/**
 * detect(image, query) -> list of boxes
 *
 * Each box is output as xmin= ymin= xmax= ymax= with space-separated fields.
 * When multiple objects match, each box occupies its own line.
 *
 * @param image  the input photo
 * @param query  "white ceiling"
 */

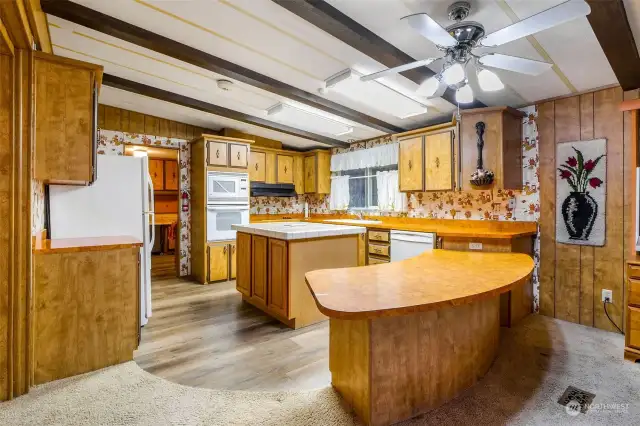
xmin=46 ymin=0 xmax=624 ymax=147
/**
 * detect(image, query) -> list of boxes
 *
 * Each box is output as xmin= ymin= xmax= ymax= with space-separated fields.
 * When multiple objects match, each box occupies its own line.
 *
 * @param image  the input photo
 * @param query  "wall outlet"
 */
xmin=508 ymin=197 xmax=516 ymax=210
xmin=602 ymin=289 xmax=613 ymax=303
xmin=469 ymin=242 xmax=483 ymax=250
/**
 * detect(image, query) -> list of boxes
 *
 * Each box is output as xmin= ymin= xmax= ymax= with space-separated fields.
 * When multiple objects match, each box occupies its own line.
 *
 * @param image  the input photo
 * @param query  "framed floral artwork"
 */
xmin=556 ymin=139 xmax=606 ymax=246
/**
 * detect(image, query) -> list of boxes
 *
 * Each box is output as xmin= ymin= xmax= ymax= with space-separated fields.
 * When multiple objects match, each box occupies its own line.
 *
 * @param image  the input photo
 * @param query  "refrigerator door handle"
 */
xmin=148 ymin=173 xmax=156 ymax=248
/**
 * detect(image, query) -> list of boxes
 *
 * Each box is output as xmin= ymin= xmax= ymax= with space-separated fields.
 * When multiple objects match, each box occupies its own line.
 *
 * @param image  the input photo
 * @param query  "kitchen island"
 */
xmin=306 ymin=249 xmax=534 ymax=426
xmin=232 ymin=222 xmax=366 ymax=328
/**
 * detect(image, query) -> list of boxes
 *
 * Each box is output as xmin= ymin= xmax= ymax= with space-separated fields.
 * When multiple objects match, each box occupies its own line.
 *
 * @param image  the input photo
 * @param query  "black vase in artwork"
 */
xmin=561 ymin=191 xmax=598 ymax=240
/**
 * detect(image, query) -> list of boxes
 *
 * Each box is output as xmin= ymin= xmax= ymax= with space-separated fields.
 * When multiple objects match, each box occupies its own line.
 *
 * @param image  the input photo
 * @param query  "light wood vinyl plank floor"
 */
xmin=134 ymin=277 xmax=331 ymax=391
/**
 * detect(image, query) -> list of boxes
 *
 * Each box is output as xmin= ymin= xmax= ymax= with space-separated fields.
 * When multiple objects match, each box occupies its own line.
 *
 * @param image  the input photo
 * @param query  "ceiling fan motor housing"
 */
xmin=447 ymin=1 xmax=471 ymax=21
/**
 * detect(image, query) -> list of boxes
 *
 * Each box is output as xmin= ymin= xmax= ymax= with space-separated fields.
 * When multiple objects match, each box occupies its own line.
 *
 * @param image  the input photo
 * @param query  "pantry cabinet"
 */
xmin=459 ymin=106 xmax=524 ymax=191
xmin=398 ymin=125 xmax=456 ymax=192
xmin=34 ymin=52 xmax=103 ymax=185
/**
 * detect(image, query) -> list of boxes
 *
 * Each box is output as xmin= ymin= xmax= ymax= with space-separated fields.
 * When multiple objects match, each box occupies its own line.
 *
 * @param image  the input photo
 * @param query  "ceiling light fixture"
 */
xmin=442 ymin=63 xmax=465 ymax=85
xmin=267 ymin=103 xmax=353 ymax=137
xmin=324 ymin=69 xmax=428 ymax=120
xmin=477 ymin=68 xmax=504 ymax=91
xmin=455 ymin=84 xmax=474 ymax=104
xmin=417 ymin=75 xmax=440 ymax=97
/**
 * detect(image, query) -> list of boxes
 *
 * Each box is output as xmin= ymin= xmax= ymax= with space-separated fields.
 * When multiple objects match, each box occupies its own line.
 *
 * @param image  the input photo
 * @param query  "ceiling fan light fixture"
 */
xmin=455 ymin=84 xmax=474 ymax=104
xmin=442 ymin=63 xmax=465 ymax=85
xmin=417 ymin=76 xmax=440 ymax=97
xmin=477 ymin=69 xmax=504 ymax=91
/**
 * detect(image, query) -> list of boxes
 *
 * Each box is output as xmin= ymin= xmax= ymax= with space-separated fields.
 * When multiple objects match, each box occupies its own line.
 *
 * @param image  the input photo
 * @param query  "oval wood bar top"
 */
xmin=33 ymin=236 xmax=143 ymax=254
xmin=306 ymin=249 xmax=534 ymax=320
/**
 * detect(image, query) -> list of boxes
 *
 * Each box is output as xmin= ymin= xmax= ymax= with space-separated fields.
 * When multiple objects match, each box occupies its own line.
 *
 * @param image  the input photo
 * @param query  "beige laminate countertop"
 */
xmin=305 ymin=249 xmax=534 ymax=320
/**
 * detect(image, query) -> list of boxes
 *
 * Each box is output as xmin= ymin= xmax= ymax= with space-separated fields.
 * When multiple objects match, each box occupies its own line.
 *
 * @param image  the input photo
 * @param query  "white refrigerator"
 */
xmin=49 ymin=155 xmax=155 ymax=326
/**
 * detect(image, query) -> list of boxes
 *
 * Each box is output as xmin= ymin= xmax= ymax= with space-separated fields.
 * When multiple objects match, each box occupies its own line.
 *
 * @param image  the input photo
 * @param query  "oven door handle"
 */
xmin=207 ymin=205 xmax=250 ymax=211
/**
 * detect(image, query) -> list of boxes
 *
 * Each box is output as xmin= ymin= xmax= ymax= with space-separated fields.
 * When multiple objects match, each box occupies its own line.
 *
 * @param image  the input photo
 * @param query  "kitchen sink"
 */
xmin=325 ymin=219 xmax=382 ymax=225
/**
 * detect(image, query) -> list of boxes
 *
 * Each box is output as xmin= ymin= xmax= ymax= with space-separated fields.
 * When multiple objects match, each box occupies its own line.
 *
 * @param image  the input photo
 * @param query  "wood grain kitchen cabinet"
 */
xmin=236 ymin=233 xmax=252 ymax=297
xmin=628 ymin=307 xmax=640 ymax=349
xmin=250 ymin=151 xmax=266 ymax=182
xmin=149 ymin=159 xmax=165 ymax=190
xmin=293 ymin=155 xmax=304 ymax=195
xmin=207 ymin=141 xmax=228 ymax=167
xmin=276 ymin=154 xmax=294 ymax=184
xmin=460 ymin=106 xmax=524 ymax=191
xmin=399 ymin=128 xmax=455 ymax=192
xmin=207 ymin=243 xmax=229 ymax=283
xmin=268 ymin=239 xmax=289 ymax=318
xmin=424 ymin=131 xmax=454 ymax=191
xmin=34 ymin=52 xmax=102 ymax=184
xmin=399 ymin=136 xmax=423 ymax=191
xmin=304 ymin=150 xmax=331 ymax=194
xmin=229 ymin=143 xmax=249 ymax=168
xmin=229 ymin=242 xmax=237 ymax=280
xmin=252 ymin=235 xmax=268 ymax=306
xmin=265 ymin=152 xmax=277 ymax=184
xmin=164 ymin=160 xmax=179 ymax=191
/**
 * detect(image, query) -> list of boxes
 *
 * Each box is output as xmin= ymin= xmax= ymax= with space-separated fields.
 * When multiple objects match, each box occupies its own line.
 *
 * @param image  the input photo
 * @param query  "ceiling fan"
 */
xmin=361 ymin=0 xmax=591 ymax=104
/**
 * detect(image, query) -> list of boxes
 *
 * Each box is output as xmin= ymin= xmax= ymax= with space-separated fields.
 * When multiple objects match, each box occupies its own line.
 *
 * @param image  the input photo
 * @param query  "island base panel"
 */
xmin=330 ymin=296 xmax=500 ymax=426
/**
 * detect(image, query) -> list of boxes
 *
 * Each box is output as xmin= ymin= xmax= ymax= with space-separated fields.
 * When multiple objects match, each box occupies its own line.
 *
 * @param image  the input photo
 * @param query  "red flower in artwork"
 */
xmin=589 ymin=177 xmax=603 ymax=188
xmin=566 ymin=156 xmax=578 ymax=167
xmin=584 ymin=159 xmax=595 ymax=171
xmin=559 ymin=170 xmax=572 ymax=179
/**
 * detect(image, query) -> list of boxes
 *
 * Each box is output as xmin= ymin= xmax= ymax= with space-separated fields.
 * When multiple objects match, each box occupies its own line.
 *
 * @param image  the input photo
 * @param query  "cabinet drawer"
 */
xmin=629 ymin=264 xmax=640 ymax=279
xmin=369 ymin=243 xmax=390 ymax=257
xmin=368 ymin=230 xmax=390 ymax=243
xmin=629 ymin=278 xmax=640 ymax=307
xmin=368 ymin=256 xmax=389 ymax=265
xmin=629 ymin=307 xmax=640 ymax=349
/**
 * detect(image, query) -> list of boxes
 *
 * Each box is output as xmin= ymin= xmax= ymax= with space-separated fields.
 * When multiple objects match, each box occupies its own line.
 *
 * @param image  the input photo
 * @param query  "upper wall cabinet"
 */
xmin=460 ymin=107 xmax=524 ymax=191
xmin=398 ymin=125 xmax=456 ymax=192
xmin=204 ymin=135 xmax=252 ymax=170
xmin=34 ymin=53 xmax=103 ymax=185
xmin=304 ymin=150 xmax=331 ymax=194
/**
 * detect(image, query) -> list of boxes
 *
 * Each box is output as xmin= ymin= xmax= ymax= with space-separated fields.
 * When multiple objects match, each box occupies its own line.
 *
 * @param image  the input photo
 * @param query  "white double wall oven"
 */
xmin=207 ymin=171 xmax=250 ymax=241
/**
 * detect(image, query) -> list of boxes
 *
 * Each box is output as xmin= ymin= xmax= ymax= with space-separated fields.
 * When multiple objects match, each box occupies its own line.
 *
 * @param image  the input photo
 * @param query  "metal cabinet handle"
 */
xmin=435 ymin=157 xmax=440 ymax=168
xmin=223 ymin=246 xmax=227 ymax=254
xmin=408 ymin=160 xmax=412 ymax=171
xmin=284 ymin=166 xmax=288 ymax=173
xmin=255 ymin=163 xmax=258 ymax=171
xmin=216 ymin=149 xmax=220 ymax=158
xmin=232 ymin=245 xmax=236 ymax=254
xmin=237 ymin=151 xmax=240 ymax=160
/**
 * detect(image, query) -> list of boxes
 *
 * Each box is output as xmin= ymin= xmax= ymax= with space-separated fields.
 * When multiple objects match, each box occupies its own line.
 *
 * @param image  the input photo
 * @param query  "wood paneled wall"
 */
xmin=97 ymin=104 xmax=215 ymax=139
xmin=538 ymin=87 xmax=637 ymax=332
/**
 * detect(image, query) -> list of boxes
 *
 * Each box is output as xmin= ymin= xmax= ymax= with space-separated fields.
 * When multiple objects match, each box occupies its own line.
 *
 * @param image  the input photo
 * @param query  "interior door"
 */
xmin=148 ymin=159 xmax=164 ymax=190
xmin=424 ymin=131 xmax=454 ymax=191
xmin=276 ymin=155 xmax=294 ymax=184
xmin=399 ymin=136 xmax=424 ymax=192
xmin=229 ymin=143 xmax=248 ymax=168
xmin=163 ymin=160 xmax=179 ymax=191
xmin=249 ymin=151 xmax=266 ymax=182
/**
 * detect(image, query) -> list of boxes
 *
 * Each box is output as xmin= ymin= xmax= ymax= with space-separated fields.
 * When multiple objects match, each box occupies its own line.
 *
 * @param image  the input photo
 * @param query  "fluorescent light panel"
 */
xmin=267 ymin=103 xmax=353 ymax=136
xmin=326 ymin=69 xmax=427 ymax=120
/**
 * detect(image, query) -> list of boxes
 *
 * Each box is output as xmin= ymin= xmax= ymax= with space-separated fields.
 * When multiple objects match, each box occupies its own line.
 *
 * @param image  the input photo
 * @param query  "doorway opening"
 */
xmin=125 ymin=144 xmax=180 ymax=279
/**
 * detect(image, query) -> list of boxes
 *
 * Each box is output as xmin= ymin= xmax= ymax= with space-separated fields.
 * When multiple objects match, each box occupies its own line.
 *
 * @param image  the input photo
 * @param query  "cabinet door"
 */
xmin=399 ymin=136 xmax=424 ymax=191
xmin=252 ymin=235 xmax=268 ymax=306
xmin=424 ymin=131 xmax=454 ymax=191
xmin=357 ymin=233 xmax=366 ymax=266
xmin=268 ymin=239 xmax=289 ymax=318
xmin=229 ymin=143 xmax=249 ymax=168
xmin=276 ymin=155 xmax=294 ymax=184
xmin=149 ymin=159 xmax=165 ymax=190
xmin=164 ymin=160 xmax=179 ymax=191
xmin=316 ymin=152 xmax=331 ymax=194
xmin=236 ymin=233 xmax=252 ymax=297
xmin=265 ymin=152 xmax=277 ymax=184
xmin=293 ymin=156 xmax=304 ymax=195
xmin=229 ymin=242 xmax=237 ymax=280
xmin=207 ymin=141 xmax=228 ymax=166
xmin=629 ymin=307 xmax=640 ymax=349
xmin=250 ymin=151 xmax=266 ymax=182
xmin=304 ymin=155 xmax=317 ymax=193
xmin=208 ymin=244 xmax=229 ymax=282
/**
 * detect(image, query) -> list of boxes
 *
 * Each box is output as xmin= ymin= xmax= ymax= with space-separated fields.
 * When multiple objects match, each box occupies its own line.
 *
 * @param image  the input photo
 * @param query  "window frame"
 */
xmin=333 ymin=164 xmax=398 ymax=211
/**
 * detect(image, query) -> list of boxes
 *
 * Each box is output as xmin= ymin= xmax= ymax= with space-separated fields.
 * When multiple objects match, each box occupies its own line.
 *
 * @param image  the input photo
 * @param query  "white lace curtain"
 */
xmin=376 ymin=171 xmax=407 ymax=212
xmin=329 ymin=175 xmax=350 ymax=211
xmin=330 ymin=143 xmax=398 ymax=172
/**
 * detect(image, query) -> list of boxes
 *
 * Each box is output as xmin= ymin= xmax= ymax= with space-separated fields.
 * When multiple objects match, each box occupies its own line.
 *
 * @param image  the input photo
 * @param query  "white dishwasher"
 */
xmin=390 ymin=230 xmax=435 ymax=262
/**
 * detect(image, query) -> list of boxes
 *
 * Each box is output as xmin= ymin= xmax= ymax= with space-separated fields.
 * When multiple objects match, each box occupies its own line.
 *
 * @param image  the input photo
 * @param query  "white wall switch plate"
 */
xmin=469 ymin=242 xmax=483 ymax=250
xmin=602 ymin=289 xmax=613 ymax=303
xmin=508 ymin=197 xmax=516 ymax=210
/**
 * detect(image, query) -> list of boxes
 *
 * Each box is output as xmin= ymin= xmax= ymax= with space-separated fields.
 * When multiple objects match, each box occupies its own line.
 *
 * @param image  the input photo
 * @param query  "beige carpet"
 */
xmin=0 ymin=315 xmax=638 ymax=425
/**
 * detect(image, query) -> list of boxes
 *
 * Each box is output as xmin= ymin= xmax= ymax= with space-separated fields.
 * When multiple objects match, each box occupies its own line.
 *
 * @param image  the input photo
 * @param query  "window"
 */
xmin=335 ymin=165 xmax=398 ymax=210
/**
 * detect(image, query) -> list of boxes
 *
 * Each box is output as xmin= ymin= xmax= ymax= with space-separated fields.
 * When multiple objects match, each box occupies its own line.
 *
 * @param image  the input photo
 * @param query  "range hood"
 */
xmin=250 ymin=182 xmax=297 ymax=197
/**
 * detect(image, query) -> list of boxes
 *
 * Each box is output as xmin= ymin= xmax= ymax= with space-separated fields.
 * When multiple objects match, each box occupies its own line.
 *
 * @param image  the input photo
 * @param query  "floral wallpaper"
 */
xmin=250 ymin=194 xmax=331 ymax=215
xmin=98 ymin=130 xmax=191 ymax=277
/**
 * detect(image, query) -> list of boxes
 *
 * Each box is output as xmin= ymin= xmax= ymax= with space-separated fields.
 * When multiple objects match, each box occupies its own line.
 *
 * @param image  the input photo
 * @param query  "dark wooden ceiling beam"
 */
xmin=102 ymin=74 xmax=349 ymax=148
xmin=272 ymin=0 xmax=485 ymax=109
xmin=41 ymin=0 xmax=402 ymax=134
xmin=586 ymin=0 xmax=640 ymax=91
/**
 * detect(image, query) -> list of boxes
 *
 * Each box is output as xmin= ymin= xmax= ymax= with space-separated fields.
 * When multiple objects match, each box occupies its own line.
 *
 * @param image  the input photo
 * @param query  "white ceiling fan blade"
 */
xmin=360 ymin=58 xmax=438 ymax=82
xmin=402 ymin=13 xmax=458 ymax=47
xmin=481 ymin=0 xmax=591 ymax=47
xmin=478 ymin=54 xmax=553 ymax=76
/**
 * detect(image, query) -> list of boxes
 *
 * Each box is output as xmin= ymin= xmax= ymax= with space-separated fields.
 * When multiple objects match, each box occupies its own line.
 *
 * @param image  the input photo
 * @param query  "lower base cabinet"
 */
xmin=207 ymin=243 xmax=229 ymax=282
xmin=236 ymin=233 xmax=252 ymax=296
xmin=252 ymin=235 xmax=268 ymax=306
xmin=268 ymin=238 xmax=289 ymax=317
